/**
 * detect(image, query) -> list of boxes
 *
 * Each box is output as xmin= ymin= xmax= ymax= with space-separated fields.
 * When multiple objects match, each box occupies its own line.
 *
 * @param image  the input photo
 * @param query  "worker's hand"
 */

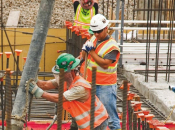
xmin=27 ymin=80 xmax=44 ymax=98
xmin=82 ymin=44 xmax=87 ymax=52
xmin=85 ymin=41 xmax=94 ymax=52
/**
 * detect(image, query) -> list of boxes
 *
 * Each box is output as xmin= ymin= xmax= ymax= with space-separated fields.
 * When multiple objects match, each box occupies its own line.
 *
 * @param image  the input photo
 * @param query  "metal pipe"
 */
xmin=11 ymin=0 xmax=55 ymax=129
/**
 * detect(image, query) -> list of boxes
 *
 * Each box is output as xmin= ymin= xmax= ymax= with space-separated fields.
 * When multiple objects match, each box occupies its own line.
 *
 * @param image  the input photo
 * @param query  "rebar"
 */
xmin=5 ymin=69 xmax=12 ymax=130
xmin=122 ymin=80 xmax=128 ymax=130
xmin=57 ymin=68 xmax=64 ymax=130
xmin=128 ymin=101 xmax=132 ymax=130
xmin=133 ymin=113 xmax=137 ymax=130
xmin=90 ymin=66 xmax=97 ymax=130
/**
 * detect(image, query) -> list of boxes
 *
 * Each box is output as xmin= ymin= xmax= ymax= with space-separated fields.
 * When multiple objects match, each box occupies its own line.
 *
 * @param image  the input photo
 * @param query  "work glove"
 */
xmin=169 ymin=85 xmax=175 ymax=93
xmin=82 ymin=43 xmax=87 ymax=52
xmin=82 ymin=41 xmax=94 ymax=53
xmin=26 ymin=80 xmax=44 ymax=98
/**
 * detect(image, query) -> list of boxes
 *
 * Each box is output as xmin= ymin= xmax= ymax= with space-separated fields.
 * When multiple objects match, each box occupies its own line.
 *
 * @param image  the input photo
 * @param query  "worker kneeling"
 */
xmin=26 ymin=53 xmax=108 ymax=130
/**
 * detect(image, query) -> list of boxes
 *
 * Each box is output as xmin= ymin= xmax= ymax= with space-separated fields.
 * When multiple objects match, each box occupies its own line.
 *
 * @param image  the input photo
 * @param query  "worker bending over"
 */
xmin=73 ymin=0 xmax=98 ymax=29
xmin=27 ymin=53 xmax=108 ymax=130
xmin=82 ymin=14 xmax=121 ymax=130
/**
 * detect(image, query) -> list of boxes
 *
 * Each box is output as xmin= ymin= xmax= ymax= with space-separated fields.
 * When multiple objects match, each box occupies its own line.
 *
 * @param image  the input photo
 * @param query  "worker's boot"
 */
xmin=69 ymin=117 xmax=78 ymax=130
xmin=69 ymin=126 xmax=78 ymax=130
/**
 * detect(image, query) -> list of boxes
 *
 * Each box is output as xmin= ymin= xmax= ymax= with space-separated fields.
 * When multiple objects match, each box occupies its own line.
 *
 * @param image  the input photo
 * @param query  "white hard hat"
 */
xmin=90 ymin=14 xmax=109 ymax=31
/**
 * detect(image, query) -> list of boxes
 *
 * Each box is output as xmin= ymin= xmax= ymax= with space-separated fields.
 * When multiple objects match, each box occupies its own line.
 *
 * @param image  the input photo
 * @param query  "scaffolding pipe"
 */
xmin=11 ymin=0 xmax=55 ymax=129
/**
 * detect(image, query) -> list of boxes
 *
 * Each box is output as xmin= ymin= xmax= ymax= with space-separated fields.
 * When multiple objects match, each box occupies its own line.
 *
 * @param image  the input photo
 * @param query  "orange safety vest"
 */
xmin=63 ymin=76 xmax=108 ymax=130
xmin=86 ymin=36 xmax=120 ymax=85
xmin=74 ymin=4 xmax=95 ymax=29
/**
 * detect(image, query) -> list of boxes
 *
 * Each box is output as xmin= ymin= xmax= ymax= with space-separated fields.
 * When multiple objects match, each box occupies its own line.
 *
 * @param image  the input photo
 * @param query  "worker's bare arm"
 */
xmin=42 ymin=92 xmax=68 ymax=103
xmin=37 ymin=80 xmax=56 ymax=90
xmin=94 ymin=0 xmax=98 ymax=3
xmin=89 ymin=50 xmax=113 ymax=69
xmin=81 ymin=50 xmax=87 ymax=60
xmin=72 ymin=0 xmax=79 ymax=2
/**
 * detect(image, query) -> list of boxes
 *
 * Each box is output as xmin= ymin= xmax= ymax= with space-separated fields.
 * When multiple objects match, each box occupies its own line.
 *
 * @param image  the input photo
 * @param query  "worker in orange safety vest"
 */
xmin=72 ymin=0 xmax=98 ymax=30
xmin=26 ymin=53 xmax=108 ymax=130
xmin=82 ymin=14 xmax=121 ymax=130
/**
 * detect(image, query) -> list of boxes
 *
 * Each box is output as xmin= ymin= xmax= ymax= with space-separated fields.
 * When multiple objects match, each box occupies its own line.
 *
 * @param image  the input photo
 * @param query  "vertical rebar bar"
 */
xmin=142 ymin=120 xmax=145 ymax=130
xmin=90 ymin=66 xmax=96 ymax=130
xmin=119 ymin=0 xmax=125 ymax=68
xmin=15 ymin=55 xmax=19 ymax=95
xmin=128 ymin=100 xmax=132 ymax=130
xmin=1 ymin=0 xmax=4 ymax=71
xmin=0 ymin=76 xmax=4 ymax=130
xmin=166 ymin=0 xmax=174 ymax=82
xmin=66 ymin=27 xmax=69 ymax=53
xmin=138 ymin=118 xmax=141 ymax=130
xmin=115 ymin=0 xmax=120 ymax=42
xmin=103 ymin=0 xmax=104 ymax=15
xmin=5 ymin=69 xmax=12 ymax=130
xmin=145 ymin=0 xmax=151 ymax=82
xmin=57 ymin=68 xmax=64 ymax=130
xmin=122 ymin=80 xmax=128 ymax=130
xmin=133 ymin=113 xmax=137 ymax=130
xmin=155 ymin=0 xmax=163 ymax=82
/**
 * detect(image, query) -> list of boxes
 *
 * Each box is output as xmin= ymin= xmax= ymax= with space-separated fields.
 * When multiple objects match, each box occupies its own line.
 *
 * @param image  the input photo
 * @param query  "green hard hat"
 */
xmin=88 ymin=28 xmax=94 ymax=35
xmin=52 ymin=53 xmax=80 ymax=73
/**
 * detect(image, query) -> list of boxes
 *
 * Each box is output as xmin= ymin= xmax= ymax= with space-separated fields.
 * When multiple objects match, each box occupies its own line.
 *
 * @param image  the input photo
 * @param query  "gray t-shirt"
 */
xmin=96 ymin=35 xmax=118 ymax=62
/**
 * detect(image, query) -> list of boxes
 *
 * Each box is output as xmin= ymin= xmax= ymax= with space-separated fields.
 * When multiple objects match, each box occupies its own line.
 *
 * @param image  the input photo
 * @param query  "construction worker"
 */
xmin=26 ymin=53 xmax=109 ymax=130
xmin=82 ymin=14 xmax=121 ymax=130
xmin=73 ymin=0 xmax=98 ymax=29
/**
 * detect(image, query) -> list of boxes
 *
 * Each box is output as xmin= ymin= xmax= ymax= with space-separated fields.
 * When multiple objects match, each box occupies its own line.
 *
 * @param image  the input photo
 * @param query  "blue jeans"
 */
xmin=95 ymin=119 xmax=108 ymax=130
xmin=96 ymin=84 xmax=121 ymax=130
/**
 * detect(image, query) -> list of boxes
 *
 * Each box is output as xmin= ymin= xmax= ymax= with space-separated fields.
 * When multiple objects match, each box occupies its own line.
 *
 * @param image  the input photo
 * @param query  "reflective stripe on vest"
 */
xmin=63 ymin=76 xmax=108 ymax=130
xmin=74 ymin=4 xmax=95 ymax=29
xmin=78 ymin=103 xmax=107 ymax=129
xmin=86 ymin=37 xmax=120 ymax=85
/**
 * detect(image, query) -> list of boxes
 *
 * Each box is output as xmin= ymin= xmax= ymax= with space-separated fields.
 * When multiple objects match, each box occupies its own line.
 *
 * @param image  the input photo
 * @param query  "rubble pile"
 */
xmin=0 ymin=0 xmax=135 ymax=28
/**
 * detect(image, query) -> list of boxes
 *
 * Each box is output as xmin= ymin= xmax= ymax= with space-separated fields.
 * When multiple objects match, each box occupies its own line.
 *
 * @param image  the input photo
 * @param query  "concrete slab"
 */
xmin=122 ymin=64 xmax=175 ymax=120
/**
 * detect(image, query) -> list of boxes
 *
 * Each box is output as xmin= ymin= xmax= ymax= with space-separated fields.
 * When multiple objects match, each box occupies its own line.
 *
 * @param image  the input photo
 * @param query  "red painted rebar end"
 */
xmin=15 ymin=49 xmax=22 ymax=56
xmin=0 ymin=52 xmax=3 ymax=58
xmin=23 ymin=57 xmax=27 ymax=62
xmin=143 ymin=110 xmax=150 ymax=115
xmin=5 ymin=52 xmax=12 ymax=58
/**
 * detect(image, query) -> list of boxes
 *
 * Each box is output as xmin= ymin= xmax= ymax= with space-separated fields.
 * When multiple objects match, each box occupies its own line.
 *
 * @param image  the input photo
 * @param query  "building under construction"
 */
xmin=0 ymin=0 xmax=175 ymax=129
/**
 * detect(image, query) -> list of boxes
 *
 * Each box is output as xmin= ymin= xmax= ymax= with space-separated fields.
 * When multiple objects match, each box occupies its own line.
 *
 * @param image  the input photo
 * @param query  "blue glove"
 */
xmin=82 ymin=43 xmax=87 ymax=52
xmin=26 ymin=80 xmax=44 ymax=98
xmin=169 ymin=85 xmax=175 ymax=93
xmin=85 ymin=41 xmax=94 ymax=52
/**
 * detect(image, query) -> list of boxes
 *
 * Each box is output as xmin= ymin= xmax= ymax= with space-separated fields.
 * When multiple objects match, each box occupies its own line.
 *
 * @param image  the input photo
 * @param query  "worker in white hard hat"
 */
xmin=72 ymin=0 xmax=98 ymax=30
xmin=82 ymin=14 xmax=121 ymax=130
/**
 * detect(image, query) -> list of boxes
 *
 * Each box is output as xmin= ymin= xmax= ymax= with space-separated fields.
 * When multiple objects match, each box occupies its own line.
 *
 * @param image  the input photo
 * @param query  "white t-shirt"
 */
xmin=51 ymin=79 xmax=89 ymax=102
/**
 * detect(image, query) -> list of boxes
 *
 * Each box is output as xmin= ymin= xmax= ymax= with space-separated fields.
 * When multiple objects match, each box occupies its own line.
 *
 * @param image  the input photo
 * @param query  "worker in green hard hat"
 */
xmin=26 ymin=53 xmax=108 ymax=130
